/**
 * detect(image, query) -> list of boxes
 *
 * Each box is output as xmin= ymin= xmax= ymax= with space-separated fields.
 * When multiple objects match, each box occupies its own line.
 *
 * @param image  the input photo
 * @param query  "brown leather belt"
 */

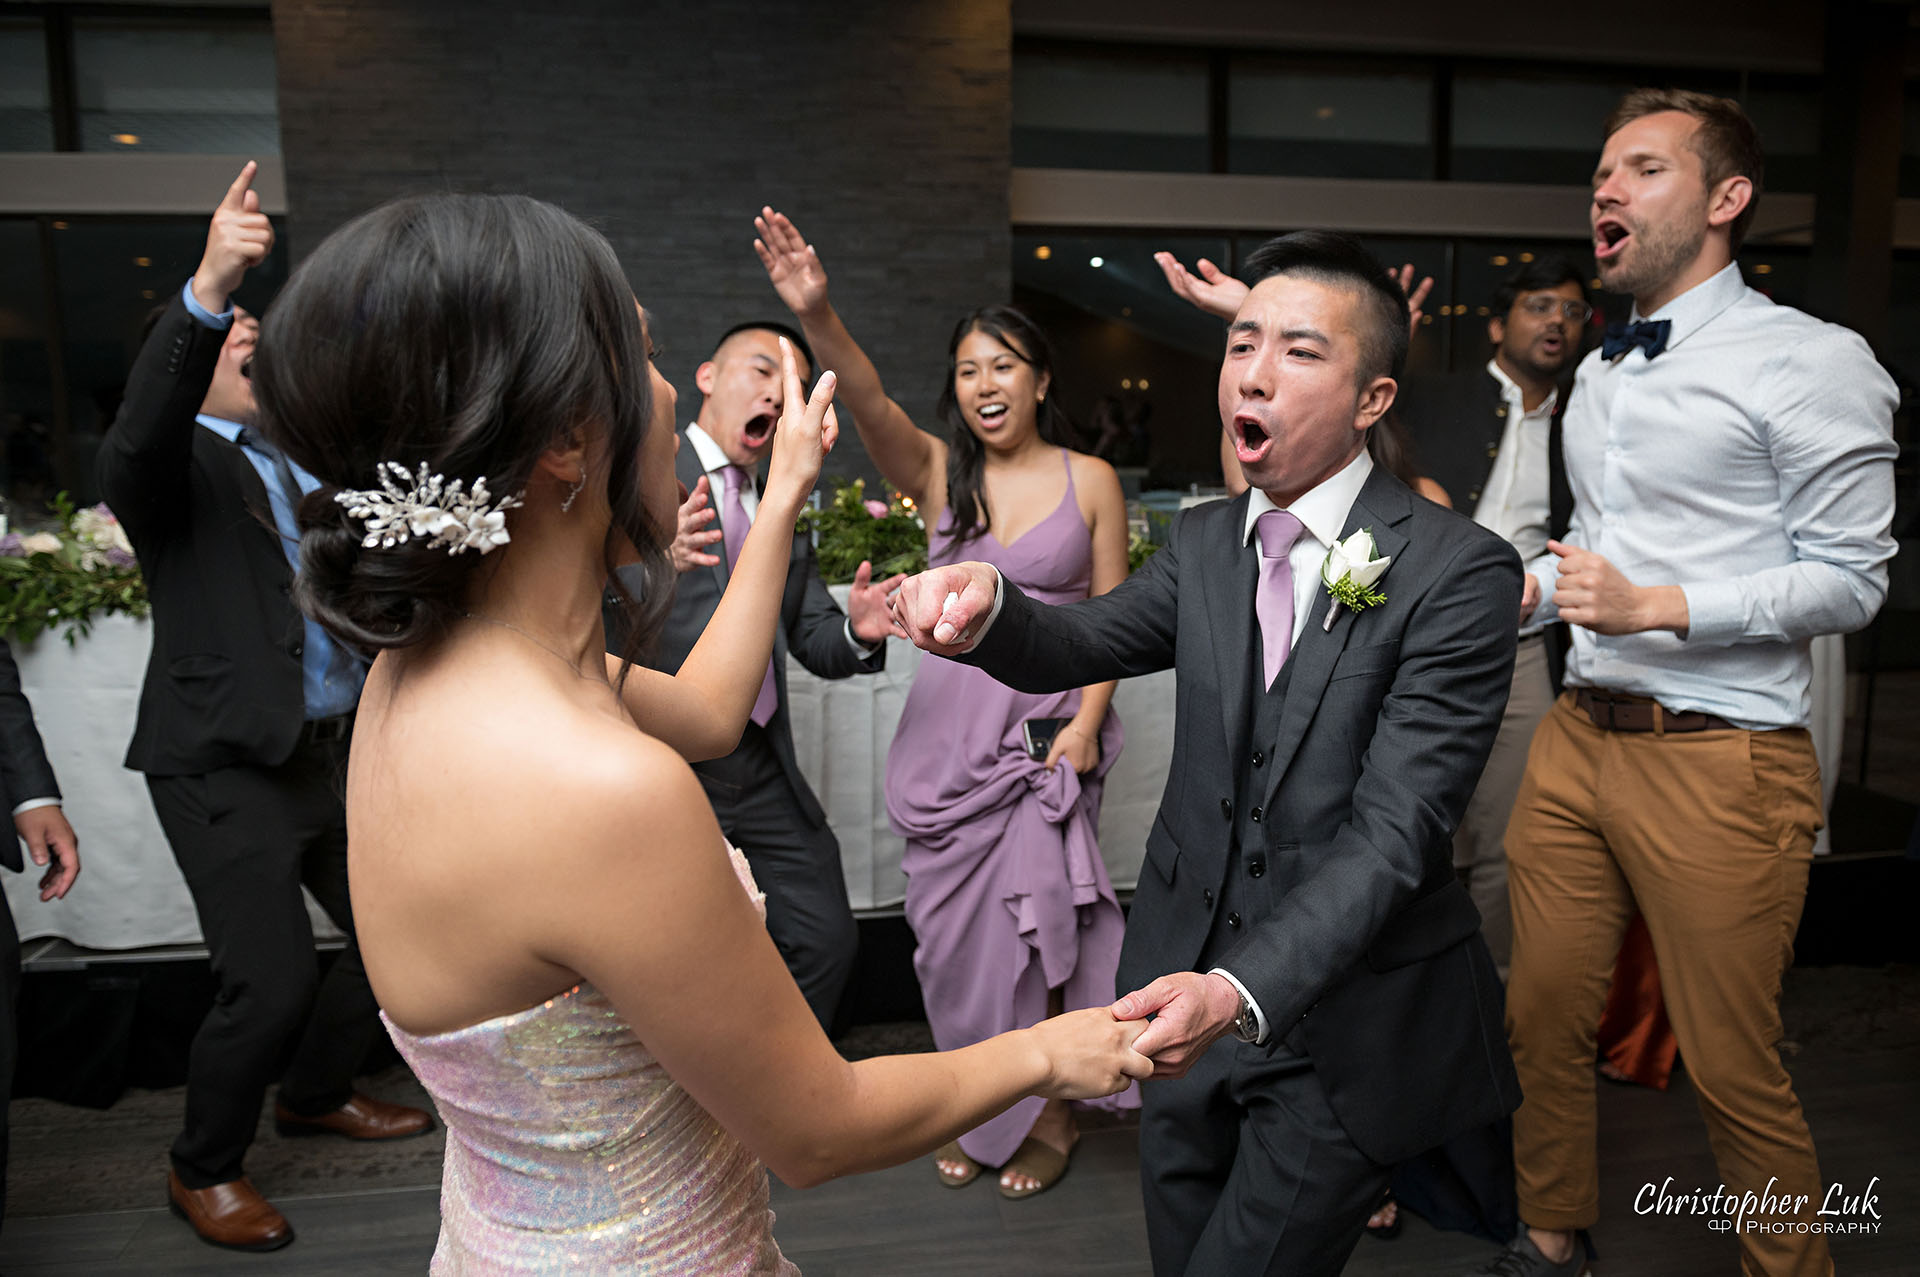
xmin=1573 ymin=688 xmax=1737 ymax=734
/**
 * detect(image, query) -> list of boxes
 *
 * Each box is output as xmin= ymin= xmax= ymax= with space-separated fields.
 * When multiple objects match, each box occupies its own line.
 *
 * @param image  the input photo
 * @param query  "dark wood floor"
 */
xmin=3 ymin=965 xmax=1915 ymax=1274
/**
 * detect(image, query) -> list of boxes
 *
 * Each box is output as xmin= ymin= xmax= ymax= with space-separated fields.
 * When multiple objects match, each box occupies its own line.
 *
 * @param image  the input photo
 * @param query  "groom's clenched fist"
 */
xmin=889 ymin=562 xmax=1000 ymax=657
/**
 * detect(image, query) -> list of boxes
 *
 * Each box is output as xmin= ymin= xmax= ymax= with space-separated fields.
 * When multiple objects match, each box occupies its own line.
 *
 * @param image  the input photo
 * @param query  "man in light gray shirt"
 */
xmin=1480 ymin=90 xmax=1898 ymax=1277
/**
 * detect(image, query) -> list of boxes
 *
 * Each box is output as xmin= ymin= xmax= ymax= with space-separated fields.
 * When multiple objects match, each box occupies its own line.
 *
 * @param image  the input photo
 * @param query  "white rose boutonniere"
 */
xmin=1321 ymin=529 xmax=1393 ymax=630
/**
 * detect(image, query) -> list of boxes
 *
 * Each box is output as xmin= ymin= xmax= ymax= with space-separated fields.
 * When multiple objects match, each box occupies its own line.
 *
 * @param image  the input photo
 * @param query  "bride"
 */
xmin=249 ymin=193 xmax=1150 ymax=1272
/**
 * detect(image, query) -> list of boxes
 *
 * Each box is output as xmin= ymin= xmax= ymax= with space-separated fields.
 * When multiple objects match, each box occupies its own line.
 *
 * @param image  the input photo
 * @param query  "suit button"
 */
xmin=291 ymin=643 xmax=303 ymax=658
xmin=1202 ymin=888 xmax=1214 ymax=909
xmin=1250 ymin=806 xmax=1262 ymax=823
xmin=1248 ymin=856 xmax=1266 ymax=878
xmin=1486 ymin=443 xmax=1500 ymax=458
xmin=1467 ymin=489 xmax=1481 ymax=503
xmin=1252 ymin=750 xmax=1264 ymax=768
xmin=1220 ymin=798 xmax=1233 ymax=820
xmin=1496 ymin=404 xmax=1509 ymax=417
xmin=1227 ymin=912 xmax=1242 ymax=929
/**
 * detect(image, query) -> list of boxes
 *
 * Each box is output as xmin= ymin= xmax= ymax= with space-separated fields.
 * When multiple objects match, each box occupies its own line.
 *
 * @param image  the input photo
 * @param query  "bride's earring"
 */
xmin=561 ymin=474 xmax=585 ymax=513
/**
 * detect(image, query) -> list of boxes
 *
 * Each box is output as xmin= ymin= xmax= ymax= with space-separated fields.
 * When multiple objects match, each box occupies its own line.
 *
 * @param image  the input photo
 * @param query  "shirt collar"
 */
xmin=1242 ymin=448 xmax=1374 ymax=550
xmin=684 ymin=422 xmax=731 ymax=475
xmin=1632 ymin=261 xmax=1747 ymax=353
xmin=196 ymin=413 xmax=247 ymax=444
xmin=1485 ymin=358 xmax=1557 ymax=419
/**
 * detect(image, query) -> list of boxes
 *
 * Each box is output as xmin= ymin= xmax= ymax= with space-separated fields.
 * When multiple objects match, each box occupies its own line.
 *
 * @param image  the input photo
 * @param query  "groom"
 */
xmin=894 ymin=232 xmax=1522 ymax=1274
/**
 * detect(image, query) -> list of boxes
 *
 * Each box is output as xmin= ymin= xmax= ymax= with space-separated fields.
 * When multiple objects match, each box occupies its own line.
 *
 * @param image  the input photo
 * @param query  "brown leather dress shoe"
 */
xmin=273 ymin=1091 xmax=435 ymax=1141
xmin=167 ymin=1171 xmax=294 ymax=1251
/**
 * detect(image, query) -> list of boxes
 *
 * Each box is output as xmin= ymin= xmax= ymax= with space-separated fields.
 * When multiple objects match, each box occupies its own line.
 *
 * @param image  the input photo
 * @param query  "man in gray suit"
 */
xmin=610 ymin=321 xmax=898 ymax=1030
xmin=0 ymin=638 xmax=80 ymax=1232
xmin=894 ymin=233 xmax=1522 ymax=1275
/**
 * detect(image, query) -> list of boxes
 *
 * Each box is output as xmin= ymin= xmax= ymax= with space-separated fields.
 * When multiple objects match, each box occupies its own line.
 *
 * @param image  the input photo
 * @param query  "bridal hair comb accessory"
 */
xmin=336 ymin=461 xmax=524 ymax=555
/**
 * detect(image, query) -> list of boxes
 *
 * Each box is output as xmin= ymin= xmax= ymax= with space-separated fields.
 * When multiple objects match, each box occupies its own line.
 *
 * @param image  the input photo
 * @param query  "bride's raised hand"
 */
xmin=761 ymin=335 xmax=838 ymax=517
xmin=1022 ymin=1008 xmax=1153 ymax=1101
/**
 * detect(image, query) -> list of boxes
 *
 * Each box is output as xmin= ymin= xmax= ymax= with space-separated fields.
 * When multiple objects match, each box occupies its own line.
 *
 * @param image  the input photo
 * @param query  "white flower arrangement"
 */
xmin=336 ymin=462 xmax=524 ymax=556
xmin=1321 ymin=528 xmax=1393 ymax=630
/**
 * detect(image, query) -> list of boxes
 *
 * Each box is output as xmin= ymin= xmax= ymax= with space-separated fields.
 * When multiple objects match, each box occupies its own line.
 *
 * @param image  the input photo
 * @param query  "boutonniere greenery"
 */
xmin=1321 ymin=529 xmax=1392 ymax=631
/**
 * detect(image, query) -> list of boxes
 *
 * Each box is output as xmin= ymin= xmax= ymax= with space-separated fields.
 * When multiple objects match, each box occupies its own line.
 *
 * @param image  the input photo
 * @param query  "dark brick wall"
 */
xmin=269 ymin=0 xmax=1011 ymax=481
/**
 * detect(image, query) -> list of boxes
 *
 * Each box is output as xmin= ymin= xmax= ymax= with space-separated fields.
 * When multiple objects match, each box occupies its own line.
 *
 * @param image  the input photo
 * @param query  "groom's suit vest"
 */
xmin=1202 ymin=631 xmax=1296 ymax=976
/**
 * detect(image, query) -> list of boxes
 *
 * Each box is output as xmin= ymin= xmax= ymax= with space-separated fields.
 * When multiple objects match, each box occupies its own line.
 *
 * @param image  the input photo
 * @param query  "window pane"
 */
xmin=73 ymin=18 xmax=279 ymax=155
xmin=1012 ymin=231 xmax=1230 ymax=489
xmin=0 ymin=19 xmax=54 ymax=152
xmin=1228 ymin=62 xmax=1431 ymax=180
xmin=1013 ymin=48 xmax=1209 ymax=173
xmin=1451 ymin=72 xmax=1641 ymax=185
xmin=1 ymin=220 xmax=55 ymax=516
xmin=1742 ymin=82 xmax=1820 ymax=195
xmin=50 ymin=218 xmax=289 ymax=508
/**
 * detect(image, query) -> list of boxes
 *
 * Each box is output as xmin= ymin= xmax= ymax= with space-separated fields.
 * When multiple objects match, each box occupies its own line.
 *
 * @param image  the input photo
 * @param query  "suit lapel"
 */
xmin=1202 ymin=493 xmax=1258 ymax=766
xmin=676 ymin=433 xmax=729 ymax=599
xmin=1262 ymin=468 xmax=1413 ymax=802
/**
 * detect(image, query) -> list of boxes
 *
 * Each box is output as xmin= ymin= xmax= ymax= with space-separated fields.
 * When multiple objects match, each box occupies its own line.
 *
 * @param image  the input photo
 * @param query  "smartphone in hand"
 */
xmin=1021 ymin=717 xmax=1072 ymax=762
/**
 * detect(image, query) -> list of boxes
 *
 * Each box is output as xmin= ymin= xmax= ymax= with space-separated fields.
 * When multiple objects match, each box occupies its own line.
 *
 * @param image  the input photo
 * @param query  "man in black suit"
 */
xmin=1395 ymin=257 xmax=1587 ymax=976
xmin=95 ymin=164 xmax=429 ymax=1253
xmin=610 ymin=321 xmax=898 ymax=1030
xmin=0 ymin=638 xmax=80 ymax=1233
xmin=895 ymin=232 xmax=1522 ymax=1275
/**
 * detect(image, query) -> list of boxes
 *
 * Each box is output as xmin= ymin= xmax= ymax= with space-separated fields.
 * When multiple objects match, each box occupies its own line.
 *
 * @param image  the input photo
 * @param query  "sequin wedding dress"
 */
xmin=383 ymin=844 xmax=798 ymax=1274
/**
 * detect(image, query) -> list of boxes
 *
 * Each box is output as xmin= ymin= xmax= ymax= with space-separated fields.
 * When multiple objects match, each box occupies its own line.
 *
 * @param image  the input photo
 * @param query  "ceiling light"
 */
xmin=1753 ymin=263 xmax=1773 ymax=274
xmin=1315 ymin=106 xmax=1336 ymax=120
xmin=1034 ymin=245 xmax=1052 ymax=260
xmin=1121 ymin=378 xmax=1132 ymax=389
xmin=1519 ymin=252 xmax=1535 ymax=262
xmin=1090 ymin=256 xmax=1104 ymax=268
xmin=1138 ymin=378 xmax=1150 ymax=390
xmin=134 ymin=256 xmax=150 ymax=267
xmin=1491 ymin=255 xmax=1509 ymax=266
xmin=111 ymin=133 xmax=139 ymax=146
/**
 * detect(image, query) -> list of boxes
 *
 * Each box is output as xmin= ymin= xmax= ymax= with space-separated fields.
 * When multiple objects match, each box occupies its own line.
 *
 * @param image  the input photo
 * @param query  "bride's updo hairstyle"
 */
xmin=250 ymin=193 xmax=672 ymax=664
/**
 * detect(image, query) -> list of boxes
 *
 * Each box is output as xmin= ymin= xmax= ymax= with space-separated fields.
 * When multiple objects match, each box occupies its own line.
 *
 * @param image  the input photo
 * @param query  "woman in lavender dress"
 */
xmin=758 ymin=210 xmax=1135 ymax=1198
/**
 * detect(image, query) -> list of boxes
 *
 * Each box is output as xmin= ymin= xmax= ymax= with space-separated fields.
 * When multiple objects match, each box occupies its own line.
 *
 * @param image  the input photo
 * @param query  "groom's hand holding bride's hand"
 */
xmin=759 ymin=336 xmax=838 ymax=518
xmin=1112 ymin=972 xmax=1245 ymax=1080
xmin=889 ymin=562 xmax=999 ymax=655
xmin=1024 ymin=1009 xmax=1154 ymax=1100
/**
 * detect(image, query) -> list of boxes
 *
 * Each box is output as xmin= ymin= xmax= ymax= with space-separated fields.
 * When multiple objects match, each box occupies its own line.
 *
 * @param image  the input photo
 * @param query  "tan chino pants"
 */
xmin=1505 ymin=692 xmax=1829 ymax=1277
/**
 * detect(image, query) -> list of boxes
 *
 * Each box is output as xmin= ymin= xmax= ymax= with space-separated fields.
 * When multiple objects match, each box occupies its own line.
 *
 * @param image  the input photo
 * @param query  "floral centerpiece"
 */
xmin=796 ymin=478 xmax=927 ymax=585
xmin=0 ymin=496 xmax=149 ymax=645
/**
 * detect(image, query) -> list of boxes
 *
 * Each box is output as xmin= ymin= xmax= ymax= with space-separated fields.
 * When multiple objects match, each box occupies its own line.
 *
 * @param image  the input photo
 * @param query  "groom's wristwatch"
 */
xmin=1229 ymin=988 xmax=1260 ymax=1044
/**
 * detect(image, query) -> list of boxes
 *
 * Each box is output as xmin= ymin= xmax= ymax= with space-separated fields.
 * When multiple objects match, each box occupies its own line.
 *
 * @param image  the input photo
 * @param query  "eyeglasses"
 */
xmin=1518 ymin=295 xmax=1593 ymax=324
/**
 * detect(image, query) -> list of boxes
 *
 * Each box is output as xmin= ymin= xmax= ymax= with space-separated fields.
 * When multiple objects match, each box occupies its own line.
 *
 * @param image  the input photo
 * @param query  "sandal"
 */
xmin=933 ymin=1141 xmax=981 ymax=1188
xmin=997 ymin=1136 xmax=1071 ymax=1200
xmin=1365 ymin=1191 xmax=1402 ymax=1240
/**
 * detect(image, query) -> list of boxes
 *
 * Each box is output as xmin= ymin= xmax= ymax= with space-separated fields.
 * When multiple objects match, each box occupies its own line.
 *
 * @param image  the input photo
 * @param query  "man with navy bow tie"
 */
xmin=97 ymin=164 xmax=430 ymax=1254
xmin=1477 ymin=91 xmax=1899 ymax=1277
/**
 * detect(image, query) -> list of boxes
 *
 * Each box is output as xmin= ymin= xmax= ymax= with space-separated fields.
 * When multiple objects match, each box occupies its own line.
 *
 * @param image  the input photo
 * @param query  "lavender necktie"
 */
xmin=1255 ymin=509 xmax=1306 ymax=691
xmin=720 ymin=464 xmax=779 ymax=728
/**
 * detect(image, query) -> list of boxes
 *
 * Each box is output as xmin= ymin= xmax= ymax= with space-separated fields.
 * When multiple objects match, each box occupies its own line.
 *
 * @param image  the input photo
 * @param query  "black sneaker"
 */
xmin=1468 ymin=1233 xmax=1590 ymax=1276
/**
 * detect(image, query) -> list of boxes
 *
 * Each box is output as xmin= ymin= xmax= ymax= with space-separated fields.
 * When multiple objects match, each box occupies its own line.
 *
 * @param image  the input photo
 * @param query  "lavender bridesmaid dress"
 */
xmin=885 ymin=450 xmax=1137 ymax=1167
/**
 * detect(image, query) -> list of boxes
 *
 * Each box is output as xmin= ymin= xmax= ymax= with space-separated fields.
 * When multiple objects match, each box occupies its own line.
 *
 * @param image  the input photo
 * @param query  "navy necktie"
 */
xmin=236 ymin=427 xmax=304 ymax=553
xmin=1601 ymin=319 xmax=1671 ymax=362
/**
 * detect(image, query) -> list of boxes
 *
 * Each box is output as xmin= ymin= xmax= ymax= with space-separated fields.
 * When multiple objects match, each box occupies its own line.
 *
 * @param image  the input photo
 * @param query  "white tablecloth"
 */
xmin=5 ymin=612 xmax=1170 ymax=948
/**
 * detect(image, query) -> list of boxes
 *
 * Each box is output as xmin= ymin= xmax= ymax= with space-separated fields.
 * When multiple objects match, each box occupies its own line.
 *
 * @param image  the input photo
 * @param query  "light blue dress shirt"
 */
xmin=1528 ymin=263 xmax=1898 ymax=730
xmin=182 ymin=281 xmax=366 ymax=719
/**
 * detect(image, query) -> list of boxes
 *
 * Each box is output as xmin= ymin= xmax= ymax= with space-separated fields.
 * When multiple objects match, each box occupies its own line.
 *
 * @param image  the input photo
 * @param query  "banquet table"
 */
xmin=4 ymin=611 xmax=1171 ymax=950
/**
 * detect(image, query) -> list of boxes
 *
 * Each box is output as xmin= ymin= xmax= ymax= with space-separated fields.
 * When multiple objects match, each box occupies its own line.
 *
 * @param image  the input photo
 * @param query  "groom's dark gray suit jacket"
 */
xmin=964 ymin=465 xmax=1523 ymax=1164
